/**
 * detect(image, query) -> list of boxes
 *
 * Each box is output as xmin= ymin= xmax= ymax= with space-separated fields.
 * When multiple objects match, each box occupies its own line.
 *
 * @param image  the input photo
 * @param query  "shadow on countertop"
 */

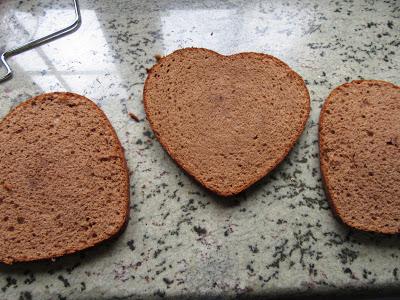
xmin=274 ymin=295 xmax=400 ymax=300
xmin=182 ymin=293 xmax=400 ymax=300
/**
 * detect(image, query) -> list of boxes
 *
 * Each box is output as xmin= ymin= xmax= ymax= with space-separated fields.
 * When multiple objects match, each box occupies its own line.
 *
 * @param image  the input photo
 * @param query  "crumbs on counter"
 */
xmin=128 ymin=112 xmax=140 ymax=122
xmin=154 ymin=54 xmax=162 ymax=62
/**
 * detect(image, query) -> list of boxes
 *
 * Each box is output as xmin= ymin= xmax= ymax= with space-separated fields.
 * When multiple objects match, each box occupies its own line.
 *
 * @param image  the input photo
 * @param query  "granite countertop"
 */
xmin=0 ymin=0 xmax=399 ymax=299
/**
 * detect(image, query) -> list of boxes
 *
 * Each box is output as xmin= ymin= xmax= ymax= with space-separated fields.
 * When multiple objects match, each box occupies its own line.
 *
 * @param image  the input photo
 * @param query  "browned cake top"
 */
xmin=144 ymin=48 xmax=310 ymax=196
xmin=0 ymin=92 xmax=129 ymax=264
xmin=319 ymin=80 xmax=400 ymax=234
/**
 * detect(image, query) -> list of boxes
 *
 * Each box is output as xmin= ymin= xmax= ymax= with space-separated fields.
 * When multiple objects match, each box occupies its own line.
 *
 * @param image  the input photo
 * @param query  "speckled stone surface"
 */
xmin=0 ymin=0 xmax=399 ymax=299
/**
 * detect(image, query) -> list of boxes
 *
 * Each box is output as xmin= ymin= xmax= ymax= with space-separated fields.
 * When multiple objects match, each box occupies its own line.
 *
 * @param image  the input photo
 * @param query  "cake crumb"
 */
xmin=154 ymin=54 xmax=162 ymax=62
xmin=129 ymin=112 xmax=140 ymax=122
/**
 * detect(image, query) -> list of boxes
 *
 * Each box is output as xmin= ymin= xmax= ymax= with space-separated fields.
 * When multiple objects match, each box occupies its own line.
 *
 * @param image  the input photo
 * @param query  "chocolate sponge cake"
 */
xmin=319 ymin=80 xmax=400 ymax=234
xmin=0 ymin=92 xmax=129 ymax=264
xmin=144 ymin=48 xmax=310 ymax=196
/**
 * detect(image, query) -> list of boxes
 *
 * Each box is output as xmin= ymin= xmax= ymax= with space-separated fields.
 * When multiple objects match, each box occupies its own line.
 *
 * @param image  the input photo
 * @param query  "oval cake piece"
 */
xmin=0 ymin=92 xmax=129 ymax=264
xmin=144 ymin=48 xmax=310 ymax=196
xmin=319 ymin=80 xmax=400 ymax=234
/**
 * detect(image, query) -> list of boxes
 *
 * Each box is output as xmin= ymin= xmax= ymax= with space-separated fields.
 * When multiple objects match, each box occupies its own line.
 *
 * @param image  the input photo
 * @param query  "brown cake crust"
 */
xmin=0 ymin=92 xmax=130 ymax=264
xmin=319 ymin=80 xmax=400 ymax=234
xmin=144 ymin=48 xmax=310 ymax=196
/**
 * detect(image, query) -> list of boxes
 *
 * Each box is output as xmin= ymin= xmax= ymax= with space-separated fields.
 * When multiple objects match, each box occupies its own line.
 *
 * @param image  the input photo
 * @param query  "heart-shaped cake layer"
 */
xmin=0 ymin=92 xmax=129 ymax=264
xmin=319 ymin=80 xmax=400 ymax=234
xmin=144 ymin=48 xmax=310 ymax=196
